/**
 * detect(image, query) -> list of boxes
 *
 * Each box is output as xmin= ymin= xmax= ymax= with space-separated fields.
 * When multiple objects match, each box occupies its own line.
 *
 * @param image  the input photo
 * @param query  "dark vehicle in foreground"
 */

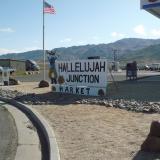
xmin=25 ymin=60 xmax=40 ymax=71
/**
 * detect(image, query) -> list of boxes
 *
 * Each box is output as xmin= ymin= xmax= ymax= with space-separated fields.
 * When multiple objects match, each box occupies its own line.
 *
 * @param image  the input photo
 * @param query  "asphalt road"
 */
xmin=15 ymin=70 xmax=50 ymax=82
xmin=0 ymin=102 xmax=17 ymax=160
xmin=12 ymin=70 xmax=160 ymax=83
xmin=108 ymin=70 xmax=160 ymax=82
xmin=107 ymin=71 xmax=160 ymax=102
xmin=2 ymin=70 xmax=160 ymax=101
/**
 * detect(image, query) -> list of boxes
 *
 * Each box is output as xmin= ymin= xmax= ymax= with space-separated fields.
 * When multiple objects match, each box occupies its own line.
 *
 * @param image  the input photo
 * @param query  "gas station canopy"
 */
xmin=141 ymin=0 xmax=160 ymax=18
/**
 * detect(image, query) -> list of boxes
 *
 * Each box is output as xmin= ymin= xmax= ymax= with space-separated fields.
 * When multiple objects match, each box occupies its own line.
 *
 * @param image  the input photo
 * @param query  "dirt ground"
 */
xmin=5 ymin=82 xmax=160 ymax=160
xmin=2 ymin=82 xmax=50 ymax=94
xmin=35 ymin=104 xmax=160 ymax=160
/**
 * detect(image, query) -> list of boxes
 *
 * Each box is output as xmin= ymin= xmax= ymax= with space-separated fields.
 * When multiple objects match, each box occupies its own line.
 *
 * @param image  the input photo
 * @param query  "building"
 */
xmin=0 ymin=59 xmax=26 ymax=72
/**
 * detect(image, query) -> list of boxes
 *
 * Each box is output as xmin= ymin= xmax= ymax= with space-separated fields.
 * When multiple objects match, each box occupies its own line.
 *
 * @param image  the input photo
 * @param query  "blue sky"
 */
xmin=0 ymin=0 xmax=160 ymax=54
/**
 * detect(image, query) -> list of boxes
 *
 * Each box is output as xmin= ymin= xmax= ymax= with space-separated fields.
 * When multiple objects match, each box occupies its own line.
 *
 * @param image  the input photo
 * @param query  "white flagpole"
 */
xmin=43 ymin=0 xmax=46 ymax=80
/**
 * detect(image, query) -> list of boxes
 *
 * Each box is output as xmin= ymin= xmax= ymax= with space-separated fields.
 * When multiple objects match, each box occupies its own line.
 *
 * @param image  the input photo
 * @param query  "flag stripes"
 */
xmin=44 ymin=1 xmax=55 ymax=14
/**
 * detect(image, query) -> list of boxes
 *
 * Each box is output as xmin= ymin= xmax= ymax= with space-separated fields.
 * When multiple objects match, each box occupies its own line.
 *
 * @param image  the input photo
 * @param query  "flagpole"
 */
xmin=43 ymin=0 xmax=45 ymax=80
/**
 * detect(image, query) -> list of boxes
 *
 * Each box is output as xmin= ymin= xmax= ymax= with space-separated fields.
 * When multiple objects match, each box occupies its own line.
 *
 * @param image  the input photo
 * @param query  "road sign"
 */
xmin=52 ymin=59 xmax=108 ymax=96
xmin=141 ymin=0 xmax=160 ymax=18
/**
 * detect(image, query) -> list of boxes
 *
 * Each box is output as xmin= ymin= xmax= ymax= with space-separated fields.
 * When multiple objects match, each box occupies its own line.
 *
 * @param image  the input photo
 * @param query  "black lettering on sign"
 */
xmin=65 ymin=86 xmax=69 ymax=92
xmin=95 ymin=62 xmax=100 ymax=72
xmin=84 ymin=62 xmax=89 ymax=72
xmin=58 ymin=64 xmax=62 ymax=72
xmin=83 ymin=75 xmax=87 ymax=82
xmin=95 ymin=75 xmax=99 ymax=83
xmin=70 ymin=63 xmax=73 ymax=72
xmin=79 ymin=75 xmax=83 ymax=82
xmin=70 ymin=87 xmax=73 ymax=94
xmin=75 ymin=62 xmax=80 ymax=72
xmin=59 ymin=86 xmax=63 ymax=92
xmin=74 ymin=75 xmax=79 ymax=82
xmin=66 ymin=75 xmax=70 ymax=82
xmin=86 ymin=88 xmax=90 ymax=95
xmin=100 ymin=61 xmax=106 ymax=72
xmin=90 ymin=62 xmax=95 ymax=72
xmin=58 ymin=60 xmax=106 ymax=73
xmin=90 ymin=75 xmax=94 ymax=83
xmin=66 ymin=74 xmax=99 ymax=83
xmin=76 ymin=87 xmax=79 ymax=94
xmin=56 ymin=85 xmax=93 ymax=96
xmin=58 ymin=63 xmax=68 ymax=72
xmin=81 ymin=88 xmax=84 ymax=95
xmin=80 ymin=62 xmax=84 ymax=72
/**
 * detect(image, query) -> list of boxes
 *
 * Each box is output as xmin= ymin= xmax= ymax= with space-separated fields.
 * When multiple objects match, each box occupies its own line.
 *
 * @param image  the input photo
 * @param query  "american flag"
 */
xmin=44 ymin=1 xmax=55 ymax=14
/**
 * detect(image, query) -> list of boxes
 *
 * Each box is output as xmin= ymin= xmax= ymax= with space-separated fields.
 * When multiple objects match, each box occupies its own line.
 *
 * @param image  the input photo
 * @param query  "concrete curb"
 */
xmin=0 ymin=97 xmax=60 ymax=160
xmin=2 ymin=102 xmax=41 ymax=160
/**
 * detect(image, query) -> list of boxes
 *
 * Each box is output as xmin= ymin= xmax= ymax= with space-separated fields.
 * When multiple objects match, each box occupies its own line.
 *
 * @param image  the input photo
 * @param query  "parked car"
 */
xmin=137 ymin=64 xmax=150 ymax=70
xmin=149 ymin=63 xmax=160 ymax=71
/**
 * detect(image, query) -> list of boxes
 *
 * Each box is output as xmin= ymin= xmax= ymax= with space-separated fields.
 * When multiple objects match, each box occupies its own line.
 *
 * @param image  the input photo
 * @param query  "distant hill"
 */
xmin=54 ymin=38 xmax=160 ymax=60
xmin=121 ymin=44 xmax=160 ymax=63
xmin=0 ymin=50 xmax=43 ymax=61
xmin=1 ymin=38 xmax=160 ymax=63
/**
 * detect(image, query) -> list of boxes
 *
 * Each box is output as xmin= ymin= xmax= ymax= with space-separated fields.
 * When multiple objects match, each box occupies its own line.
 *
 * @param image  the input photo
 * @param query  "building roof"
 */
xmin=0 ymin=59 xmax=25 ymax=62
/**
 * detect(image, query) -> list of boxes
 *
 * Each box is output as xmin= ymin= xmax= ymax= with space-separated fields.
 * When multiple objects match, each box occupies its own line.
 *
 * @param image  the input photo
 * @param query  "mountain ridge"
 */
xmin=1 ymin=38 xmax=160 ymax=63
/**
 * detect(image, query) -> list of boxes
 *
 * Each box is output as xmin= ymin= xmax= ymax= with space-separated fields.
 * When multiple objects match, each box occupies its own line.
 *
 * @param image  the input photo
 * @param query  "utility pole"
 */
xmin=112 ymin=49 xmax=119 ymax=71
xmin=113 ymin=49 xmax=117 ymax=62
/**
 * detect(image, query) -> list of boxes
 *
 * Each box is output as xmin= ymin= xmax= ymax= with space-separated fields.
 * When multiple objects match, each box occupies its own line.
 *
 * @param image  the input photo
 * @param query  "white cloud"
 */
xmin=150 ymin=29 xmax=160 ymax=37
xmin=133 ymin=24 xmax=160 ymax=38
xmin=77 ymin=41 xmax=86 ymax=45
xmin=60 ymin=38 xmax=72 ymax=43
xmin=0 ymin=46 xmax=41 ymax=55
xmin=0 ymin=48 xmax=18 ymax=54
xmin=22 ymin=46 xmax=41 ymax=52
xmin=133 ymin=24 xmax=146 ymax=36
xmin=0 ymin=27 xmax=15 ymax=33
xmin=111 ymin=32 xmax=125 ymax=38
